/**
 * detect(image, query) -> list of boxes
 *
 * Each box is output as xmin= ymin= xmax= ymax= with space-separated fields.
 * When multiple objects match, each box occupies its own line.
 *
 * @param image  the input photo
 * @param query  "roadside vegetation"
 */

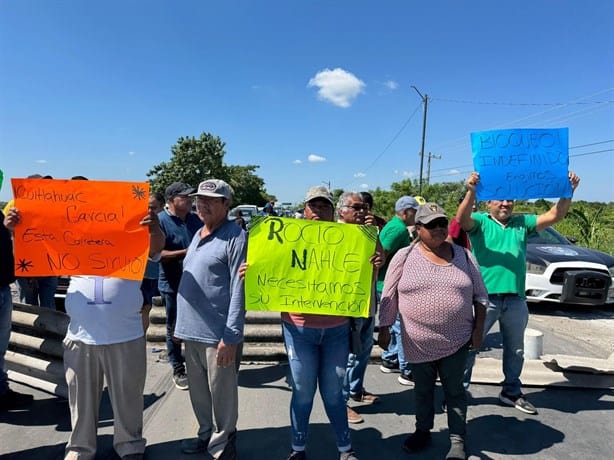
xmin=367 ymin=179 xmax=614 ymax=255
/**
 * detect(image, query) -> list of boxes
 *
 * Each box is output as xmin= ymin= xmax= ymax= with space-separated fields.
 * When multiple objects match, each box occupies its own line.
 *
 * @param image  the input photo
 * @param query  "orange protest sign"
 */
xmin=11 ymin=178 xmax=150 ymax=280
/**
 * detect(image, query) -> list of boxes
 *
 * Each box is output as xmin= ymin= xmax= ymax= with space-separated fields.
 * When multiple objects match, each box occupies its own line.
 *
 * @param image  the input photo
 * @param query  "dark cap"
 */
xmin=415 ymin=202 xmax=447 ymax=224
xmin=27 ymin=174 xmax=53 ymax=179
xmin=165 ymin=182 xmax=196 ymax=201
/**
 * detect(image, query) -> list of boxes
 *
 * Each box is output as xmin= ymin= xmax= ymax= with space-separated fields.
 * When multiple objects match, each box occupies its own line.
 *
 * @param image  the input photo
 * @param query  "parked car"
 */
xmin=228 ymin=205 xmax=259 ymax=228
xmin=525 ymin=227 xmax=614 ymax=305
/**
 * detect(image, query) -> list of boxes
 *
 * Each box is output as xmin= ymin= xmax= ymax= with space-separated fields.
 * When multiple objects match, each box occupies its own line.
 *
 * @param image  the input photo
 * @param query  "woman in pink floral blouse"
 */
xmin=378 ymin=203 xmax=488 ymax=460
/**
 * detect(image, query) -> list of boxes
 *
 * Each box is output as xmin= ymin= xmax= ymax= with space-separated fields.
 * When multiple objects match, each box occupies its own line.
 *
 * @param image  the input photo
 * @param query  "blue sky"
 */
xmin=1 ymin=0 xmax=613 ymax=205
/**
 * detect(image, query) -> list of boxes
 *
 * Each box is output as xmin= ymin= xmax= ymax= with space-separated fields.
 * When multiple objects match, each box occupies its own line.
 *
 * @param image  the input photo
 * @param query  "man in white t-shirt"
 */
xmin=62 ymin=210 xmax=165 ymax=460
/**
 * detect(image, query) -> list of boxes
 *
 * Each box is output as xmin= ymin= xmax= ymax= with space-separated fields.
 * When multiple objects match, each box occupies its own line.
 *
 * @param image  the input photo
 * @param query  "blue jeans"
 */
xmin=0 ymin=285 xmax=13 ymax=395
xmin=282 ymin=321 xmax=351 ymax=452
xmin=464 ymin=294 xmax=528 ymax=396
xmin=16 ymin=276 xmax=58 ymax=309
xmin=343 ymin=316 xmax=374 ymax=400
xmin=161 ymin=292 xmax=185 ymax=372
xmin=381 ymin=315 xmax=409 ymax=374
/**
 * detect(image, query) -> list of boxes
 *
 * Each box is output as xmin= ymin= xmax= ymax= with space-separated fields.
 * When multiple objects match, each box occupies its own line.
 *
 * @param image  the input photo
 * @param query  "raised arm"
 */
xmin=140 ymin=210 xmax=165 ymax=256
xmin=456 ymin=172 xmax=479 ymax=232
xmin=536 ymin=172 xmax=580 ymax=232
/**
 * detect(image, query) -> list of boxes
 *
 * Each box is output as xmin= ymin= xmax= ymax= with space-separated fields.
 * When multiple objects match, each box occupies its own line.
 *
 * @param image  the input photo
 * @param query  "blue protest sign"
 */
xmin=470 ymin=128 xmax=571 ymax=200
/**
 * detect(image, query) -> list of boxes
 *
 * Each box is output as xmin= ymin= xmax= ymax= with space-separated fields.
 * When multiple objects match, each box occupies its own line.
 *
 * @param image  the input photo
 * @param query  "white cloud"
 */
xmin=307 ymin=68 xmax=365 ymax=108
xmin=35 ymin=159 xmax=47 ymax=164
xmin=448 ymin=169 xmax=461 ymax=175
xmin=307 ymin=154 xmax=326 ymax=163
xmin=354 ymin=172 xmax=366 ymax=178
xmin=395 ymin=170 xmax=415 ymax=178
xmin=293 ymin=159 xmax=302 ymax=164
xmin=128 ymin=151 xmax=136 ymax=156
xmin=359 ymin=183 xmax=369 ymax=189
xmin=384 ymin=80 xmax=399 ymax=90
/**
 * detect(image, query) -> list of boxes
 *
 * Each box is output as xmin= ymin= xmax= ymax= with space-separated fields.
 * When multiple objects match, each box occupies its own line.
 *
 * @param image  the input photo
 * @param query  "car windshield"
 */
xmin=528 ymin=227 xmax=572 ymax=245
xmin=231 ymin=207 xmax=257 ymax=218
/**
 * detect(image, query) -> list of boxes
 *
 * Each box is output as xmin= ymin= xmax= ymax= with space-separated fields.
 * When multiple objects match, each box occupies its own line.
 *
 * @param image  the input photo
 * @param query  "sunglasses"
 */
xmin=344 ymin=204 xmax=367 ymax=212
xmin=419 ymin=218 xmax=449 ymax=230
xmin=307 ymin=201 xmax=333 ymax=211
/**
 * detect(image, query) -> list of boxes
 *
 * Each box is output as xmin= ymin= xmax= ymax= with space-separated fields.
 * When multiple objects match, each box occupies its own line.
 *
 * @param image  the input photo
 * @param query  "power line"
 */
xmin=571 ymin=148 xmax=614 ymax=157
xmin=570 ymin=139 xmax=614 ymax=149
xmin=428 ymin=140 xmax=614 ymax=174
xmin=340 ymin=101 xmax=422 ymax=189
xmin=428 ymin=148 xmax=614 ymax=180
xmin=431 ymin=97 xmax=614 ymax=106
xmin=361 ymin=101 xmax=422 ymax=172
xmin=427 ymin=88 xmax=614 ymax=155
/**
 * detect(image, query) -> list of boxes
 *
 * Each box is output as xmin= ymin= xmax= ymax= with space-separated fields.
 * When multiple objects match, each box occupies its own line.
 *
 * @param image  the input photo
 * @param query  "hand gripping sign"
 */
xmin=12 ymin=178 xmax=150 ymax=280
xmin=245 ymin=216 xmax=378 ymax=318
xmin=470 ymin=128 xmax=572 ymax=201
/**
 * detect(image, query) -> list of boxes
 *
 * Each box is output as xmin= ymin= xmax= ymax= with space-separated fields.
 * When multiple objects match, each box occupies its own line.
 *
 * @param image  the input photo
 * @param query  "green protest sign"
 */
xmin=246 ymin=216 xmax=378 ymax=318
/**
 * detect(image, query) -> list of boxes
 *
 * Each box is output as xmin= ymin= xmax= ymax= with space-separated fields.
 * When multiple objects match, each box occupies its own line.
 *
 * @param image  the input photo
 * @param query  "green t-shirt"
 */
xmin=377 ymin=215 xmax=411 ymax=292
xmin=468 ymin=212 xmax=538 ymax=297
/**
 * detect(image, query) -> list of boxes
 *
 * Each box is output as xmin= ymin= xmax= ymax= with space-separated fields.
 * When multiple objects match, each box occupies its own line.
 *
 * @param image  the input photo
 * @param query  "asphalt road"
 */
xmin=2 ymin=298 xmax=613 ymax=459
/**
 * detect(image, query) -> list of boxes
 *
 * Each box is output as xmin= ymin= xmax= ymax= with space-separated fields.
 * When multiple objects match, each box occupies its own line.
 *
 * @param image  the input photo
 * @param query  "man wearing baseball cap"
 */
xmin=175 ymin=179 xmax=247 ymax=460
xmin=158 ymin=181 xmax=202 ymax=390
xmin=377 ymin=196 xmax=419 ymax=385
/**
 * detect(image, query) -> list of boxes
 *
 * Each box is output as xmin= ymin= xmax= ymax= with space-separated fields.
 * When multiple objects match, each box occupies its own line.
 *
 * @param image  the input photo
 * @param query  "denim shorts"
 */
xmin=140 ymin=278 xmax=159 ymax=306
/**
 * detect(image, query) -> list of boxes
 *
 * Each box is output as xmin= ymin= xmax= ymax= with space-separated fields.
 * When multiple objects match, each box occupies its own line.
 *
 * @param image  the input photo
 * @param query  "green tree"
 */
xmin=368 ymin=179 xmax=466 ymax=219
xmin=224 ymin=164 xmax=269 ymax=206
xmin=147 ymin=132 xmax=269 ymax=205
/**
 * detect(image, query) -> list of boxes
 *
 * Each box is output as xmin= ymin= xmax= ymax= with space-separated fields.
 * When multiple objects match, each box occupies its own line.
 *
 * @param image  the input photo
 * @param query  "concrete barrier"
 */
xmin=8 ymin=298 xmax=382 ymax=396
xmin=8 ymin=302 xmax=68 ymax=397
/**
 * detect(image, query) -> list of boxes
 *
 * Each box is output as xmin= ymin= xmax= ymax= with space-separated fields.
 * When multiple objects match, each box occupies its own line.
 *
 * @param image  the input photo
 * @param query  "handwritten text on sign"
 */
xmin=12 ymin=178 xmax=150 ymax=280
xmin=245 ymin=216 xmax=377 ymax=318
xmin=471 ymin=128 xmax=571 ymax=200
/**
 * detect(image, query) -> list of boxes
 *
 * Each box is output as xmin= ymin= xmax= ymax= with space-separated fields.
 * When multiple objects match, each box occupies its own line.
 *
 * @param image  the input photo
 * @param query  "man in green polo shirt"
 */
xmin=456 ymin=171 xmax=580 ymax=415
xmin=378 ymin=196 xmax=419 ymax=385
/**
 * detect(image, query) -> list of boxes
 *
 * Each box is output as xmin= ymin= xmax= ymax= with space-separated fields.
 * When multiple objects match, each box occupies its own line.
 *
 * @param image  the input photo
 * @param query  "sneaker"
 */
xmin=397 ymin=373 xmax=414 ymax=386
xmin=349 ymin=389 xmax=379 ymax=404
xmin=402 ymin=429 xmax=431 ymax=453
xmin=339 ymin=449 xmax=359 ymax=460
xmin=379 ymin=358 xmax=399 ymax=374
xmin=181 ymin=437 xmax=208 ymax=454
xmin=173 ymin=370 xmax=189 ymax=390
xmin=445 ymin=439 xmax=466 ymax=460
xmin=0 ymin=389 xmax=34 ymax=410
xmin=499 ymin=391 xmax=538 ymax=415
xmin=346 ymin=405 xmax=363 ymax=424
xmin=287 ymin=450 xmax=306 ymax=460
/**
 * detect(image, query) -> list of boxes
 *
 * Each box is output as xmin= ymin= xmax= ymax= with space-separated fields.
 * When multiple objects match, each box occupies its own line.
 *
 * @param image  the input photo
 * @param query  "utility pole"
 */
xmin=411 ymin=86 xmax=428 ymax=194
xmin=426 ymin=152 xmax=442 ymax=185
xmin=322 ymin=180 xmax=331 ymax=190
